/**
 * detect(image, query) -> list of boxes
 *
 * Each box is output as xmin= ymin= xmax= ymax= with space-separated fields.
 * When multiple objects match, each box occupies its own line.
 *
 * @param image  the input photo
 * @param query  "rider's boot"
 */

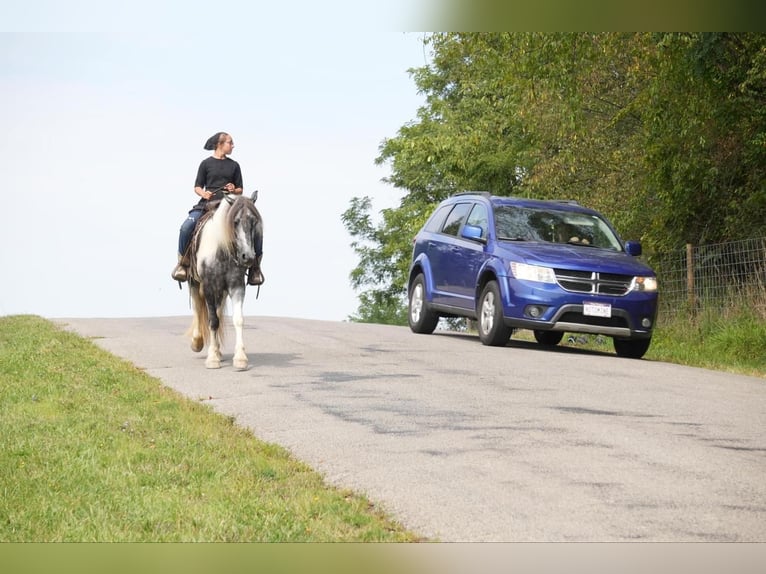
xmin=247 ymin=254 xmax=264 ymax=286
xmin=171 ymin=253 xmax=189 ymax=282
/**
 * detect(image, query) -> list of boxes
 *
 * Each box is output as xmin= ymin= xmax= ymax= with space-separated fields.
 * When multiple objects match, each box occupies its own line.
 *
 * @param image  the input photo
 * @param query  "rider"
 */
xmin=171 ymin=131 xmax=264 ymax=286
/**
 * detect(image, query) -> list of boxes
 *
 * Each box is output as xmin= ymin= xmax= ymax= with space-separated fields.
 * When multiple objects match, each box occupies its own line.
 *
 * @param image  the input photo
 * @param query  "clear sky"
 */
xmin=0 ymin=4 xmax=429 ymax=321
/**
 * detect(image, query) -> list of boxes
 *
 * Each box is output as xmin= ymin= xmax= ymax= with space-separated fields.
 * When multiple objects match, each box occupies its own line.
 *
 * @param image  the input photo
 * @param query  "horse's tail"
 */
xmin=188 ymin=281 xmax=211 ymax=348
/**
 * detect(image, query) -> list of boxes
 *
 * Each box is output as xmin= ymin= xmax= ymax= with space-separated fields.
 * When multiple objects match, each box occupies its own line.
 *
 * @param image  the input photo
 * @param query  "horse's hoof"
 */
xmin=233 ymin=359 xmax=249 ymax=371
xmin=205 ymin=360 xmax=221 ymax=369
xmin=191 ymin=338 xmax=203 ymax=353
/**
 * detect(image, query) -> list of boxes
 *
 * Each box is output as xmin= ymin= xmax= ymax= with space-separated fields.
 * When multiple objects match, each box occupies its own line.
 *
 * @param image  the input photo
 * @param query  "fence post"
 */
xmin=686 ymin=243 xmax=696 ymax=310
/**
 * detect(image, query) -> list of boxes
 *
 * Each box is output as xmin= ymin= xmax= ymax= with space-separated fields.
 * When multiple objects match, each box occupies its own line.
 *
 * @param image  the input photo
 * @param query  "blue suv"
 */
xmin=407 ymin=192 xmax=658 ymax=358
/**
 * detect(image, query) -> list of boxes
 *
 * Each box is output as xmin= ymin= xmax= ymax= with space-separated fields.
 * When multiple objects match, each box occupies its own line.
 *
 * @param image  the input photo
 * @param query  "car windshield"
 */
xmin=494 ymin=205 xmax=623 ymax=251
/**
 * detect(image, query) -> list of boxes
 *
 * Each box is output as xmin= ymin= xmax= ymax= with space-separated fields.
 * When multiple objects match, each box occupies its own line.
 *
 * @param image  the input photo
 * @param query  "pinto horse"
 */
xmin=187 ymin=191 xmax=262 ymax=369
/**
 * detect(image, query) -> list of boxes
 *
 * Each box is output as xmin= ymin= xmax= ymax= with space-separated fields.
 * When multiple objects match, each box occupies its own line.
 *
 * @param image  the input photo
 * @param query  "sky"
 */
xmin=0 ymin=4 xmax=431 ymax=321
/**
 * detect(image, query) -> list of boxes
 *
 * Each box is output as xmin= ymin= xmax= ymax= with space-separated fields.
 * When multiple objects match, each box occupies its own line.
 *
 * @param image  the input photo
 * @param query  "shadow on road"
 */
xmin=432 ymin=329 xmax=615 ymax=359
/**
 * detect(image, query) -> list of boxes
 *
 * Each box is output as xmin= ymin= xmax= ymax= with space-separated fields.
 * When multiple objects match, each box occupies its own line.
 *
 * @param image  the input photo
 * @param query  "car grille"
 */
xmin=554 ymin=269 xmax=633 ymax=296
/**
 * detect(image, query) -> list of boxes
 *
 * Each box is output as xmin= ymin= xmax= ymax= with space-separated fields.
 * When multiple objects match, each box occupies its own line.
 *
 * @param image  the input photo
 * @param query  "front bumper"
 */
xmin=505 ymin=304 xmax=654 ymax=339
xmin=500 ymin=278 xmax=658 ymax=339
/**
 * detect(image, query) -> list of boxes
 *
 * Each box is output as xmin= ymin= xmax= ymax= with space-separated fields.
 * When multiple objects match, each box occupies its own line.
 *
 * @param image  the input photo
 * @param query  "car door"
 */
xmin=429 ymin=202 xmax=473 ymax=307
xmin=442 ymin=203 xmax=490 ymax=309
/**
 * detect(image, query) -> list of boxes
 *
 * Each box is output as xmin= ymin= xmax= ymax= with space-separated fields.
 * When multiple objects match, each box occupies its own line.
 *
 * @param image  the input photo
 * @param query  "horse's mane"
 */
xmin=188 ymin=196 xmax=262 ymax=283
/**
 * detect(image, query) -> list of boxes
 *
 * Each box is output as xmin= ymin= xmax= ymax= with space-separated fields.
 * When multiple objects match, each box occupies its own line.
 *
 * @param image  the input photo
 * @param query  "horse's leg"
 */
xmin=230 ymin=286 xmax=248 ymax=370
xmin=189 ymin=283 xmax=204 ymax=353
xmin=205 ymin=330 xmax=221 ymax=368
xmin=205 ymin=295 xmax=222 ymax=369
xmin=213 ymin=307 xmax=224 ymax=363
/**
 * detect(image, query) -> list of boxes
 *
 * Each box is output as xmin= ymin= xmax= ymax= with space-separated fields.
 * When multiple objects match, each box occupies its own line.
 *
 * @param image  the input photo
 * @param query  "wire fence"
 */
xmin=650 ymin=237 xmax=766 ymax=320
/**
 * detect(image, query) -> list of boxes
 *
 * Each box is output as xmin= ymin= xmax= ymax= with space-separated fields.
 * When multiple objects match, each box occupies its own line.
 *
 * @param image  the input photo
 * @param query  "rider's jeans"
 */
xmin=178 ymin=208 xmax=203 ymax=255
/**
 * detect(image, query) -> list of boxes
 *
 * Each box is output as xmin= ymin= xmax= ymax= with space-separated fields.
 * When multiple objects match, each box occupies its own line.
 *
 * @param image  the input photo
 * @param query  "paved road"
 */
xmin=59 ymin=316 xmax=766 ymax=541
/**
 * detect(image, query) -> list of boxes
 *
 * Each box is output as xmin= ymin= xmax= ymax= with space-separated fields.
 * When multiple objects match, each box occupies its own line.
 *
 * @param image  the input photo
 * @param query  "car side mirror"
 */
xmin=624 ymin=240 xmax=642 ymax=256
xmin=461 ymin=224 xmax=485 ymax=242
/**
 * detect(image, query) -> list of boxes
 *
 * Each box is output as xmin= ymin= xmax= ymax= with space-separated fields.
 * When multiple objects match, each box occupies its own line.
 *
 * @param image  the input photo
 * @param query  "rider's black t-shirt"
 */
xmin=193 ymin=156 xmax=243 ymax=209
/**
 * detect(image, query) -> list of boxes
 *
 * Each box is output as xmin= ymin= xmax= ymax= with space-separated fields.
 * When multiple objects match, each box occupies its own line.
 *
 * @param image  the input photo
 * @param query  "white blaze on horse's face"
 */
xmin=233 ymin=208 xmax=256 ymax=268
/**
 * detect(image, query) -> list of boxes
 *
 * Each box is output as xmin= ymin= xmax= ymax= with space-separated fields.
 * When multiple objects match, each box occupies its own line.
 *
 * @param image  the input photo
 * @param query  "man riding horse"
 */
xmin=172 ymin=131 xmax=263 ymax=286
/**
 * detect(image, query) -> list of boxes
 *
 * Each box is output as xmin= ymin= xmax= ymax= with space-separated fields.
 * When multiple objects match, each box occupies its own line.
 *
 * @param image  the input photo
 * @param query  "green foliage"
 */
xmin=644 ymin=33 xmax=766 ymax=251
xmin=650 ymin=306 xmax=766 ymax=376
xmin=342 ymin=196 xmax=432 ymax=324
xmin=345 ymin=32 xmax=766 ymax=323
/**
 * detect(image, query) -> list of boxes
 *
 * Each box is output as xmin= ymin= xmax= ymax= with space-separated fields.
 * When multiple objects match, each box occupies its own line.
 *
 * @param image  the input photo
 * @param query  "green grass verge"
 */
xmin=648 ymin=307 xmax=766 ymax=377
xmin=515 ymin=307 xmax=766 ymax=378
xmin=0 ymin=315 xmax=420 ymax=542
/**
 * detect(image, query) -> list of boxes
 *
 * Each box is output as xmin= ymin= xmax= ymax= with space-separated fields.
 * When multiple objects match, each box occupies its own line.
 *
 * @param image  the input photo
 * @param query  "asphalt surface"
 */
xmin=59 ymin=315 xmax=766 ymax=542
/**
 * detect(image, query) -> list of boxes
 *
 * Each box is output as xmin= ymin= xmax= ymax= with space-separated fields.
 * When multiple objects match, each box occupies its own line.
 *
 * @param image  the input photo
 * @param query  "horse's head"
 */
xmin=226 ymin=195 xmax=262 ymax=269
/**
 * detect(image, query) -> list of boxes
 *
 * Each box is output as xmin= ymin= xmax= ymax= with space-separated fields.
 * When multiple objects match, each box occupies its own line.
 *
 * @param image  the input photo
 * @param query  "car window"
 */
xmin=556 ymin=213 xmax=623 ymax=250
xmin=465 ymin=204 xmax=489 ymax=239
xmin=423 ymin=205 xmax=453 ymax=233
xmin=494 ymin=205 xmax=622 ymax=250
xmin=495 ymin=206 xmax=542 ymax=241
xmin=441 ymin=203 xmax=473 ymax=236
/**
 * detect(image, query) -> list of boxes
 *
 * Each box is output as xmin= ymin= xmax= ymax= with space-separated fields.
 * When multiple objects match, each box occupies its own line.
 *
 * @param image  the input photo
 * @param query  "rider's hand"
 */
xmin=224 ymin=183 xmax=235 ymax=192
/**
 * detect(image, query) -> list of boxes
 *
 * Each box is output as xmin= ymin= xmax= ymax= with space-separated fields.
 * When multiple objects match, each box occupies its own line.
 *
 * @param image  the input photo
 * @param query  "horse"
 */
xmin=187 ymin=190 xmax=263 ymax=370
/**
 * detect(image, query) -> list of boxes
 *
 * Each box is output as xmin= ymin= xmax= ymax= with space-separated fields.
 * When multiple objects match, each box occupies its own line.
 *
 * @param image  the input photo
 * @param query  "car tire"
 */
xmin=408 ymin=274 xmax=439 ymax=334
xmin=477 ymin=281 xmax=512 ymax=346
xmin=613 ymin=337 xmax=651 ymax=359
xmin=533 ymin=330 xmax=564 ymax=346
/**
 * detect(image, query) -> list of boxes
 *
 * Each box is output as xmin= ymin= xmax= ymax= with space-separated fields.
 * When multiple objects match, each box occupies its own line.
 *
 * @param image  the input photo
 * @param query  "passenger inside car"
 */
xmin=556 ymin=222 xmax=591 ymax=245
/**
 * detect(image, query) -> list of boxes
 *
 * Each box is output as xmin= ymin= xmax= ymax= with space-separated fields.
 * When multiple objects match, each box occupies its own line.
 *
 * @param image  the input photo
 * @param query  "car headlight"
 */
xmin=510 ymin=262 xmax=557 ymax=284
xmin=631 ymin=276 xmax=658 ymax=292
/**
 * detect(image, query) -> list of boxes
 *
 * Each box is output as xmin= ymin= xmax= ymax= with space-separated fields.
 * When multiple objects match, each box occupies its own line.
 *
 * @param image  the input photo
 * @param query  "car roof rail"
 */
xmin=454 ymin=191 xmax=491 ymax=197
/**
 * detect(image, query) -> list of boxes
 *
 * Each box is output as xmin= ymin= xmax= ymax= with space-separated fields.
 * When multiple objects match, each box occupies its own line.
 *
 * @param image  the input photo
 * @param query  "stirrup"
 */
xmin=172 ymin=264 xmax=188 ymax=283
xmin=247 ymin=269 xmax=264 ymax=286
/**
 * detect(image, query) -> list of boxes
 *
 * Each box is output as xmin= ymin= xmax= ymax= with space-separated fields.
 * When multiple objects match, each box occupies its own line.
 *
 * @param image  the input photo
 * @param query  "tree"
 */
xmin=344 ymin=33 xmax=766 ymax=323
xmin=643 ymin=33 xmax=766 ymax=251
xmin=341 ymin=196 xmax=429 ymax=324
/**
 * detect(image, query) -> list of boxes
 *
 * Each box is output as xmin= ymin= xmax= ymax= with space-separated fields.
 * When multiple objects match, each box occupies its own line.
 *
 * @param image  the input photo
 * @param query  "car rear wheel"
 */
xmin=408 ymin=274 xmax=439 ymax=334
xmin=613 ymin=337 xmax=651 ymax=359
xmin=478 ymin=281 xmax=512 ymax=346
xmin=533 ymin=330 xmax=564 ymax=346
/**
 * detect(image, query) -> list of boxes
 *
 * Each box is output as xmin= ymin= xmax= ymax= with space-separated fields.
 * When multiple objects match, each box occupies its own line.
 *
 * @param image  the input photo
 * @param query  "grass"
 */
xmin=515 ymin=304 xmax=766 ymax=378
xmin=648 ymin=306 xmax=766 ymax=377
xmin=0 ymin=315 xmax=420 ymax=542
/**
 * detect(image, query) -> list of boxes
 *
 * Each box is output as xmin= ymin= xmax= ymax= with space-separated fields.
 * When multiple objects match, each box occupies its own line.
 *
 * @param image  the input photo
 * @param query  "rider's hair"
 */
xmin=203 ymin=132 xmax=228 ymax=151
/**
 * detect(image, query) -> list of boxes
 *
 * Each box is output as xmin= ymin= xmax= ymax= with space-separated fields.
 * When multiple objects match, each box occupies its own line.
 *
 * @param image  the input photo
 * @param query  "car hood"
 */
xmin=498 ymin=241 xmax=655 ymax=276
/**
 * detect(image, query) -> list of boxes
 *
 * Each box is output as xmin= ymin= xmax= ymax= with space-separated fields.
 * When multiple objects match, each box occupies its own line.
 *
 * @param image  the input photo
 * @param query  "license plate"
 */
xmin=583 ymin=302 xmax=611 ymax=317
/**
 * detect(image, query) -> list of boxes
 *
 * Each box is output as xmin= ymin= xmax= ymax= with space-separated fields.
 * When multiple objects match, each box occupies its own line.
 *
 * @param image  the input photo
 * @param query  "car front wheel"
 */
xmin=477 ymin=281 xmax=512 ymax=346
xmin=613 ymin=337 xmax=651 ymax=359
xmin=408 ymin=274 xmax=439 ymax=334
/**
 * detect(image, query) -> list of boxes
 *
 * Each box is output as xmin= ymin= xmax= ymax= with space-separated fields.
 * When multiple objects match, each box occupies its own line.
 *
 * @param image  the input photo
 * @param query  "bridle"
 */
xmin=221 ymin=191 xmax=262 ymax=299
